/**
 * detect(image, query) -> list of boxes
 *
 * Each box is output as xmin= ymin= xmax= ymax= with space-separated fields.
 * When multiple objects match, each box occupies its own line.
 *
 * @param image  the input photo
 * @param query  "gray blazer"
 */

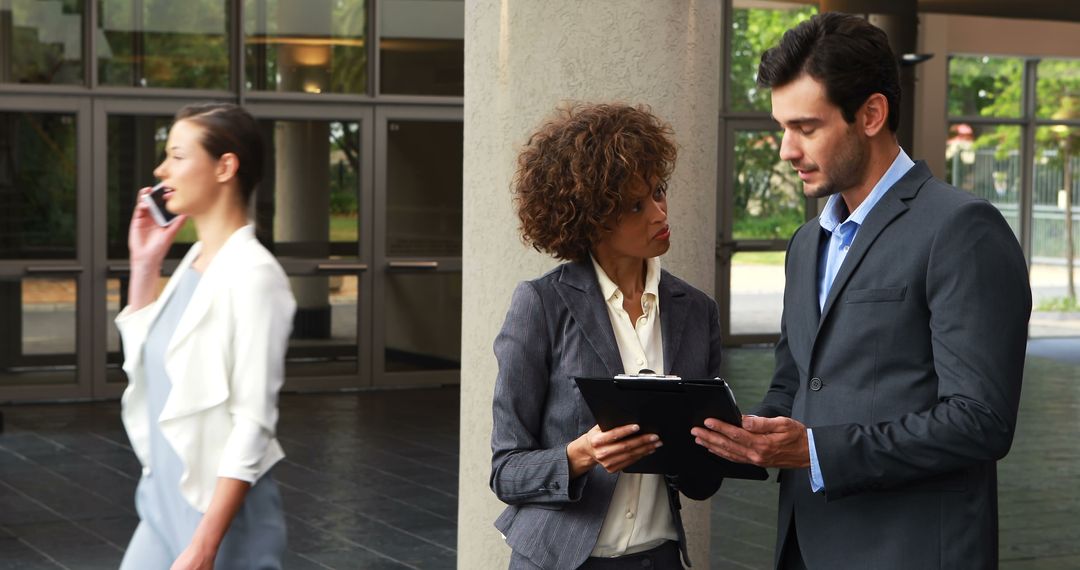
xmin=490 ymin=260 xmax=724 ymax=569
xmin=755 ymin=161 xmax=1031 ymax=569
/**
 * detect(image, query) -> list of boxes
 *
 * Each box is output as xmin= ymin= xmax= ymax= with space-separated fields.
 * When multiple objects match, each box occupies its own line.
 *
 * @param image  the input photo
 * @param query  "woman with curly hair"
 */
xmin=490 ymin=103 xmax=724 ymax=570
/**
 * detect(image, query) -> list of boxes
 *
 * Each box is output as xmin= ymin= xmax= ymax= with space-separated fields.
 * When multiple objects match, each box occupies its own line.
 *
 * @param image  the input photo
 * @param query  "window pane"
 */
xmin=386 ymin=120 xmax=462 ymax=257
xmin=244 ymin=0 xmax=368 ymax=94
xmin=106 ymin=115 xmax=196 ymax=261
xmin=0 ymin=277 xmax=77 ymax=387
xmin=98 ymin=0 xmax=229 ymax=89
xmin=0 ymin=112 xmax=77 ymax=259
xmin=730 ymin=251 xmax=785 ymax=335
xmin=729 ymin=1 xmax=817 ymax=113
xmin=947 ymin=56 xmax=1024 ymax=119
xmin=286 ymin=274 xmax=360 ymax=375
xmin=257 ymin=119 xmax=362 ymax=257
xmin=379 ymin=0 xmax=463 ymax=96
xmin=945 ymin=123 xmax=1022 ymax=238
xmin=731 ymin=130 xmax=804 ymax=240
xmin=1031 ymin=124 xmax=1080 ymax=337
xmin=0 ymin=0 xmax=84 ymax=84
xmin=1036 ymin=58 xmax=1080 ymax=121
xmin=385 ymin=272 xmax=460 ymax=372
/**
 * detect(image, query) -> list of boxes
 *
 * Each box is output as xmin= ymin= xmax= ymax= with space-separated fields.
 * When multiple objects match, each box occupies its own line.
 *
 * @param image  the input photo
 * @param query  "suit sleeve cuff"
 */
xmin=808 ymin=428 xmax=826 ymax=493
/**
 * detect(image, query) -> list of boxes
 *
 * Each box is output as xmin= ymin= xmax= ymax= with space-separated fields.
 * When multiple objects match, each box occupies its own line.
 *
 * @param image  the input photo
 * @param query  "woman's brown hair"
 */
xmin=513 ymin=103 xmax=677 ymax=262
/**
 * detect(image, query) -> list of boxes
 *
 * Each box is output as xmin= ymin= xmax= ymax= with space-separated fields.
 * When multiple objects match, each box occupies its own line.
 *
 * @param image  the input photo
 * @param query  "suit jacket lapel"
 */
xmin=799 ymin=224 xmax=824 ymax=333
xmin=816 ymin=162 xmax=931 ymax=334
xmin=659 ymin=271 xmax=689 ymax=375
xmin=554 ymin=260 xmax=623 ymax=377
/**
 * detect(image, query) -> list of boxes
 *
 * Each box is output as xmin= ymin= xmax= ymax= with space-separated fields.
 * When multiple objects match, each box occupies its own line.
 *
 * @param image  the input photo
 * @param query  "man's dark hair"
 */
xmin=757 ymin=12 xmax=901 ymax=132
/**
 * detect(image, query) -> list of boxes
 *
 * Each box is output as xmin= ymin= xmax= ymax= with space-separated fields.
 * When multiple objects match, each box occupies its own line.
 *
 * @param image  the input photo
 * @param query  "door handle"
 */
xmin=25 ymin=266 xmax=84 ymax=274
xmin=387 ymin=261 xmax=439 ymax=270
xmin=316 ymin=263 xmax=369 ymax=273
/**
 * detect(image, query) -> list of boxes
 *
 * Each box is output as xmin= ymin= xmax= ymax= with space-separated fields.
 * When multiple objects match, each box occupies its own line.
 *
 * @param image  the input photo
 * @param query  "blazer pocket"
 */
xmin=845 ymin=286 xmax=907 ymax=304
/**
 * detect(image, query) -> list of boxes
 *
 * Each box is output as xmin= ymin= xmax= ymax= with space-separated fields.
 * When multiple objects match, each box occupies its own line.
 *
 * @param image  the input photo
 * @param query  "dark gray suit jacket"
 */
xmin=490 ymin=260 xmax=724 ymax=569
xmin=754 ymin=161 xmax=1031 ymax=569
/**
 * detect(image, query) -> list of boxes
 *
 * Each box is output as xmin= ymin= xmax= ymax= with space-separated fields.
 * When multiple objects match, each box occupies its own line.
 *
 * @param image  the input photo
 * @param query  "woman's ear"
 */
xmin=216 ymin=152 xmax=240 ymax=183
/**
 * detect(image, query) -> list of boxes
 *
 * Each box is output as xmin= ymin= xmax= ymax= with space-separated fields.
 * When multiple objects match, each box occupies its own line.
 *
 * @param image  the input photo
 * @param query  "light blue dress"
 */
xmin=121 ymin=269 xmax=286 ymax=569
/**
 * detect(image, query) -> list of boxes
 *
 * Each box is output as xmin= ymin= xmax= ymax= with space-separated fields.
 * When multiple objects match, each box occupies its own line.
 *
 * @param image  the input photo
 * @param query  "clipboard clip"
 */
xmin=614 ymin=369 xmax=681 ymax=380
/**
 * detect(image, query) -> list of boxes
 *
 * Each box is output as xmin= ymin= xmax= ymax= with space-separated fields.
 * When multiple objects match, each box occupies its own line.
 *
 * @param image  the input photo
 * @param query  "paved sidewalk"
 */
xmin=0 ymin=346 xmax=1077 ymax=569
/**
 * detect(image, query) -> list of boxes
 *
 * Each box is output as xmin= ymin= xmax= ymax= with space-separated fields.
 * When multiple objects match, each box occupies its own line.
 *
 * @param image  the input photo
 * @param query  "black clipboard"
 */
xmin=574 ymin=375 xmax=768 ymax=481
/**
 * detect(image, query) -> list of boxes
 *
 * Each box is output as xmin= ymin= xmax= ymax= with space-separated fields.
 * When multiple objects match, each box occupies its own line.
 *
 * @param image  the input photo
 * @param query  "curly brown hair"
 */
xmin=513 ymin=103 xmax=677 ymax=262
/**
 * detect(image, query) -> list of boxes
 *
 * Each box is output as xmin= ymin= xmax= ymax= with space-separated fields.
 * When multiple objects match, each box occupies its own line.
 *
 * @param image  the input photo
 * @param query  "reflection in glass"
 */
xmin=286 ymin=275 xmax=359 ymax=375
xmin=379 ymin=0 xmax=463 ymax=96
xmin=0 ymin=0 xmax=84 ymax=84
xmin=244 ymin=0 xmax=367 ymax=94
xmin=729 ymin=1 xmax=816 ymax=112
xmin=97 ymin=0 xmax=229 ymax=89
xmin=730 ymin=251 xmax=785 ymax=336
xmin=384 ymin=272 xmax=460 ymax=372
xmin=0 ymin=112 xmax=77 ymax=259
xmin=386 ymin=120 xmax=462 ymax=257
xmin=945 ymin=123 xmax=1022 ymax=238
xmin=0 ymin=277 xmax=76 ymax=386
xmin=106 ymin=115 xmax=195 ymax=261
xmin=947 ymin=56 xmax=1023 ymax=119
xmin=1036 ymin=58 xmax=1080 ymax=121
xmin=259 ymin=120 xmax=361 ymax=257
xmin=1029 ymin=125 xmax=1079 ymax=338
xmin=732 ymin=130 xmax=803 ymax=240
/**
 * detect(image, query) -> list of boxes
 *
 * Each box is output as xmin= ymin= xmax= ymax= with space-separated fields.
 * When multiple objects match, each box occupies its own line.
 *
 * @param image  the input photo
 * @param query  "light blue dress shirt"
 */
xmin=806 ymin=148 xmax=915 ymax=493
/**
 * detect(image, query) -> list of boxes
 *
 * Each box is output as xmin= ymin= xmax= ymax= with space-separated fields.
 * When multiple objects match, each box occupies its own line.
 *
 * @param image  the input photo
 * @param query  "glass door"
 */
xmin=0 ymin=96 xmax=92 ymax=401
xmin=248 ymin=104 xmax=375 ymax=390
xmin=374 ymin=106 xmax=462 ymax=387
xmin=94 ymin=100 xmax=374 ymax=395
xmin=718 ymin=120 xmax=814 ymax=345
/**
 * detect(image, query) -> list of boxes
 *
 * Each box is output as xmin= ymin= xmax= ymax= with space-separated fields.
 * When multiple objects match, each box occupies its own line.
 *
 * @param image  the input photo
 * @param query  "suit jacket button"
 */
xmin=550 ymin=481 xmax=560 ymax=490
xmin=809 ymin=377 xmax=822 ymax=391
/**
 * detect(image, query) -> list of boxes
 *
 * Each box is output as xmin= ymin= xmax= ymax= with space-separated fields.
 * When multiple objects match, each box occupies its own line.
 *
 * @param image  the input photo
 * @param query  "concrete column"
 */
xmin=274 ymin=1 xmax=332 ymax=338
xmin=460 ymin=2 xmax=721 ymax=568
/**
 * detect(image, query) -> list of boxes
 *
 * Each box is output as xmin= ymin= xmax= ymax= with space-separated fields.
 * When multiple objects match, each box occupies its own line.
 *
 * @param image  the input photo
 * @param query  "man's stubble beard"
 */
xmin=802 ymin=128 xmax=868 ymax=200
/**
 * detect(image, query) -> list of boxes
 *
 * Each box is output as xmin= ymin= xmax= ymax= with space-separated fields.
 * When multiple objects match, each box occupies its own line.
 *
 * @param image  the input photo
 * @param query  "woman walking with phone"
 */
xmin=117 ymin=103 xmax=294 ymax=569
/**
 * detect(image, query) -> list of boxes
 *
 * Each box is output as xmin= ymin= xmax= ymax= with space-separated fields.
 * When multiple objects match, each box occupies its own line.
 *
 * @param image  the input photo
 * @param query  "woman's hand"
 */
xmin=125 ymin=187 xmax=187 ymax=311
xmin=566 ymin=424 xmax=662 ymax=478
xmin=129 ymin=186 xmax=187 ymax=266
xmin=170 ymin=541 xmax=216 ymax=570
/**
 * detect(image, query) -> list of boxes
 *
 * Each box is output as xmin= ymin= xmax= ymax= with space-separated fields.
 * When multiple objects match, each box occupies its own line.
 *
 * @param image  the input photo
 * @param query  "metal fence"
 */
xmin=950 ymin=149 xmax=1080 ymax=264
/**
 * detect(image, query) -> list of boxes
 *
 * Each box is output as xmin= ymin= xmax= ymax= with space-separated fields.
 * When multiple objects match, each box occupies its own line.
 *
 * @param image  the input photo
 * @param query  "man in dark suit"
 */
xmin=692 ymin=13 xmax=1031 ymax=570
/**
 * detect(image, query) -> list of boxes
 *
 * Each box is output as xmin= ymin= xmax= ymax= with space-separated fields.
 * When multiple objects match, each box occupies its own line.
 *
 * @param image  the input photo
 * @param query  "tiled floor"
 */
xmin=0 ymin=345 xmax=1078 ymax=569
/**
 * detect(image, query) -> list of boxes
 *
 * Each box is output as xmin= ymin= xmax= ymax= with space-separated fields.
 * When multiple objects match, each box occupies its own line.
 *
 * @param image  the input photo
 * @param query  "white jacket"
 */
xmin=116 ymin=225 xmax=296 ymax=513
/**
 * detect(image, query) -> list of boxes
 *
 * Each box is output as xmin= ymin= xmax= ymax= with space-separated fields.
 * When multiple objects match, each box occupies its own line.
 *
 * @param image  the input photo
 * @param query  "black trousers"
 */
xmin=577 ymin=541 xmax=683 ymax=570
xmin=778 ymin=519 xmax=808 ymax=570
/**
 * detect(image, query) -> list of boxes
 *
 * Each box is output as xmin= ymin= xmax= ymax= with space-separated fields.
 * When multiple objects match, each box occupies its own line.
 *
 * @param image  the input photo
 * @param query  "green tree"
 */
xmin=729 ymin=6 xmax=816 ymax=240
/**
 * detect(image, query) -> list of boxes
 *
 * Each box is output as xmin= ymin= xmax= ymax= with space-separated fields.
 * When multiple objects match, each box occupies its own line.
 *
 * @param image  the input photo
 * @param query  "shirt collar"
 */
xmin=590 ymin=255 xmax=662 ymax=303
xmin=819 ymin=147 xmax=915 ymax=233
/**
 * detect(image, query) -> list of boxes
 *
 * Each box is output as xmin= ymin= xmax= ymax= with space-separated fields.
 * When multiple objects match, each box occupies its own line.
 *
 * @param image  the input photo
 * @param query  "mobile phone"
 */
xmin=141 ymin=182 xmax=178 ymax=227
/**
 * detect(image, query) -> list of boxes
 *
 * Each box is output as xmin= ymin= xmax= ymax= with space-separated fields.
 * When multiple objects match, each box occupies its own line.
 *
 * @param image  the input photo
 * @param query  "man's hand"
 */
xmin=567 ymin=424 xmax=662 ymax=478
xmin=691 ymin=415 xmax=811 ymax=469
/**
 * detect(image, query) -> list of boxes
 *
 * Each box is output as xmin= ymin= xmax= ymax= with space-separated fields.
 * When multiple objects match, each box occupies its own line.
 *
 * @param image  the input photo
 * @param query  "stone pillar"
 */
xmin=460 ymin=2 xmax=721 ymax=568
xmin=274 ymin=0 xmax=332 ymax=338
xmin=820 ymin=0 xmax=918 ymax=154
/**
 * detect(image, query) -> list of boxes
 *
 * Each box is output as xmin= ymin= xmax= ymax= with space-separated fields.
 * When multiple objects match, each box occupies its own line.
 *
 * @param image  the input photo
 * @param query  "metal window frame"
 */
xmin=717 ymin=0 xmax=816 ymax=347
xmin=0 ymin=95 xmax=94 ymax=403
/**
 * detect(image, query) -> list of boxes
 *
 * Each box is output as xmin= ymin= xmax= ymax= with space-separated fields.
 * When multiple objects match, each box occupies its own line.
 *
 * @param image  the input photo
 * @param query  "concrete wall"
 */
xmin=459 ymin=1 xmax=722 ymax=567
